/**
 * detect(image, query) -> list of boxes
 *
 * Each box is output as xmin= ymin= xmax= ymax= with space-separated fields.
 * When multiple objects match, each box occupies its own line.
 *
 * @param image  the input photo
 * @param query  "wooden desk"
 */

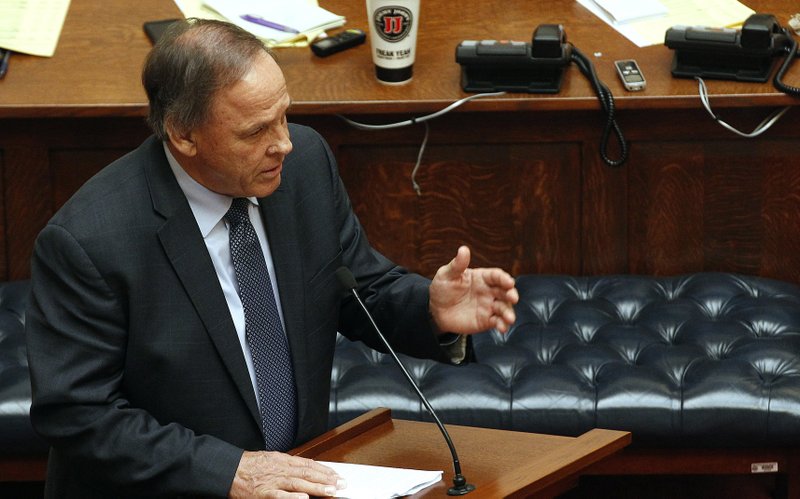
xmin=1 ymin=0 xmax=799 ymax=282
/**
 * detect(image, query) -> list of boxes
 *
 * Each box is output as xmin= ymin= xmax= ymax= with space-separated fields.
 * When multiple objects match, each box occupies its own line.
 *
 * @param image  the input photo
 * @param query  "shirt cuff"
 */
xmin=438 ymin=333 xmax=468 ymax=364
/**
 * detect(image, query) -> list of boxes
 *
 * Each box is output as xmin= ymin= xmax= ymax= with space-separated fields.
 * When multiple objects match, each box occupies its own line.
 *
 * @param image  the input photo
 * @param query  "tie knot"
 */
xmin=225 ymin=198 xmax=251 ymax=227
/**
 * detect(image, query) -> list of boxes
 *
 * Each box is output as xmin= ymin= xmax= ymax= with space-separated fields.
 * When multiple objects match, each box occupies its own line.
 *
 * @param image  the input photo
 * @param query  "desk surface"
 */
xmin=0 ymin=0 xmax=798 ymax=118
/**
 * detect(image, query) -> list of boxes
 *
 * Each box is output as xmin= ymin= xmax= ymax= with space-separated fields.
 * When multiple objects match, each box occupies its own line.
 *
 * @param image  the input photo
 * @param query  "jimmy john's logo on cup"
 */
xmin=373 ymin=6 xmax=413 ymax=42
xmin=366 ymin=0 xmax=419 ymax=84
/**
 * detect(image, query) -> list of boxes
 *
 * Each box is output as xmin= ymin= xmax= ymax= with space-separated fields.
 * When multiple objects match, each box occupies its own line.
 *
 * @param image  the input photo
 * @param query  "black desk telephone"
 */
xmin=455 ymin=24 xmax=571 ymax=93
xmin=665 ymin=13 xmax=799 ymax=96
xmin=455 ymin=25 xmax=629 ymax=167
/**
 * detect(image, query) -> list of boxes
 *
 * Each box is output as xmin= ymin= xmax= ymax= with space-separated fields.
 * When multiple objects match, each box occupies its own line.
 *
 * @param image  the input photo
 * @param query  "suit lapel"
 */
xmin=145 ymin=142 xmax=262 ymax=429
xmin=259 ymin=186 xmax=313 ymax=438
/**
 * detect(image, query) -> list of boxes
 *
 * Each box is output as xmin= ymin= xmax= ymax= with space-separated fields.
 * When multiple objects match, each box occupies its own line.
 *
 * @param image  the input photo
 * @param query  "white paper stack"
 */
xmin=202 ymin=0 xmax=345 ymax=45
xmin=320 ymin=461 xmax=443 ymax=499
xmin=578 ymin=0 xmax=755 ymax=47
xmin=592 ymin=0 xmax=668 ymax=24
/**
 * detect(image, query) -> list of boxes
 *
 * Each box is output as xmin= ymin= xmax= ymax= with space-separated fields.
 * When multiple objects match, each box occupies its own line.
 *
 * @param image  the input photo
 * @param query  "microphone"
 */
xmin=335 ymin=266 xmax=475 ymax=496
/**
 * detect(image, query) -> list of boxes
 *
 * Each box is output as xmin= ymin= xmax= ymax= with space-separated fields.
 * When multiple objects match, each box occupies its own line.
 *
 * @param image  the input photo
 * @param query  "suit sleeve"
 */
xmin=26 ymin=223 xmax=243 ymax=497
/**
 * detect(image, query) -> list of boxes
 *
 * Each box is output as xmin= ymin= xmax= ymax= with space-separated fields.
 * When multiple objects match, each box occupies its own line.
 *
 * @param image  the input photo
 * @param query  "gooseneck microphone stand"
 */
xmin=336 ymin=267 xmax=475 ymax=495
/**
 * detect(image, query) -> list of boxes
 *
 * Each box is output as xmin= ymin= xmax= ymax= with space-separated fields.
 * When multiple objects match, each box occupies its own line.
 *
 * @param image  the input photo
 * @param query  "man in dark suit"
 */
xmin=26 ymin=19 xmax=518 ymax=498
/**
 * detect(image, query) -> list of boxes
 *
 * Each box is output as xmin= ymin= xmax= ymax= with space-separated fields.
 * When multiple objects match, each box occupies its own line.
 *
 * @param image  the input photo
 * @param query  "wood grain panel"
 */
xmin=49 ymin=149 xmax=131 ymax=208
xmin=337 ymin=141 xmax=582 ymax=278
xmin=582 ymin=143 xmax=628 ymax=276
xmin=628 ymin=142 xmax=706 ymax=276
xmin=628 ymin=139 xmax=800 ymax=282
xmin=0 ymin=118 xmax=150 ymax=280
xmin=4 ymin=147 xmax=52 ymax=281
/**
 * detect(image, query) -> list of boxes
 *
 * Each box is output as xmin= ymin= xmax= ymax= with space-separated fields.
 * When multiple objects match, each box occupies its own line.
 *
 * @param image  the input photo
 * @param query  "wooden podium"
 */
xmin=291 ymin=408 xmax=630 ymax=498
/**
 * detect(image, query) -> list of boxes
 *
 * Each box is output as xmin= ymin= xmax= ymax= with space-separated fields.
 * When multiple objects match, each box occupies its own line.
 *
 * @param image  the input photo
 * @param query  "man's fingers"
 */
xmin=476 ymin=270 xmax=519 ymax=308
xmin=481 ymin=268 xmax=517 ymax=291
xmin=233 ymin=451 xmax=346 ymax=498
xmin=294 ymin=461 xmax=339 ymax=483
xmin=491 ymin=300 xmax=517 ymax=331
xmin=278 ymin=476 xmax=340 ymax=498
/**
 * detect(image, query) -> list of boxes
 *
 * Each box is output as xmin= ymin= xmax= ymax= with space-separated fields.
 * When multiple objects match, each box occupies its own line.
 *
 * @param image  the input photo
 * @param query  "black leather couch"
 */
xmin=3 ymin=273 xmax=800 ymax=492
xmin=329 ymin=273 xmax=800 ymax=496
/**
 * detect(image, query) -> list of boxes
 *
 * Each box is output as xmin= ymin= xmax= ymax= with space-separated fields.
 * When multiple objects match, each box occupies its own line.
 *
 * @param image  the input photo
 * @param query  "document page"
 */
xmin=320 ymin=461 xmax=442 ymax=499
xmin=592 ymin=0 xmax=668 ymax=24
xmin=202 ymin=0 xmax=344 ymax=45
xmin=579 ymin=0 xmax=755 ymax=47
xmin=174 ymin=0 xmax=339 ymax=46
xmin=0 ymin=0 xmax=71 ymax=56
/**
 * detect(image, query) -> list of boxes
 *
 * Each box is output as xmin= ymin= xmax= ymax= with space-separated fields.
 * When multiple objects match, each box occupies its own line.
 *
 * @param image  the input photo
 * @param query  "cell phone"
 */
xmin=143 ymin=19 xmax=180 ymax=45
xmin=310 ymin=29 xmax=367 ymax=57
xmin=614 ymin=59 xmax=646 ymax=91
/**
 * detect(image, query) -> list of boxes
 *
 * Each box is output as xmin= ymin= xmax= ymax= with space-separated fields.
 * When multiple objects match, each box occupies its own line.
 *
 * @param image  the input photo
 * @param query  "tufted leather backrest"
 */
xmin=330 ymin=273 xmax=800 ymax=447
xmin=0 ymin=280 xmax=47 ymax=455
xmin=3 ymin=274 xmax=798 ymax=453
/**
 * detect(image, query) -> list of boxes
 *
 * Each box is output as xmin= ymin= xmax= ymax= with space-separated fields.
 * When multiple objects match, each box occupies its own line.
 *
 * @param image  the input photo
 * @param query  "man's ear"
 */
xmin=166 ymin=121 xmax=197 ymax=158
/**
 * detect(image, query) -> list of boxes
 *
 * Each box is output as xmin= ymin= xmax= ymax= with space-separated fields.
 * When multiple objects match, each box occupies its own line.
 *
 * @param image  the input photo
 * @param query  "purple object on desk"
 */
xmin=240 ymin=14 xmax=300 ymax=34
xmin=0 ymin=49 xmax=10 ymax=80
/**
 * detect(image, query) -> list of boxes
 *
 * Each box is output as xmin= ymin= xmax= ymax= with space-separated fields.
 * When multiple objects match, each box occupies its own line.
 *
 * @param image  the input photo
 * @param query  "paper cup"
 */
xmin=366 ymin=0 xmax=420 ymax=85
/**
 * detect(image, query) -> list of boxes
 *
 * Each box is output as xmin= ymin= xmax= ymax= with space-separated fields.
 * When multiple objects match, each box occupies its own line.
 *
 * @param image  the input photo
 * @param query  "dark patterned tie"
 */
xmin=225 ymin=197 xmax=297 ymax=451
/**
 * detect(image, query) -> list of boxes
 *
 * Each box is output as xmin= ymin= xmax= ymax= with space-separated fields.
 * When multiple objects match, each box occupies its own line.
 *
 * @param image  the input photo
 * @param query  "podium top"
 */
xmin=293 ymin=408 xmax=630 ymax=498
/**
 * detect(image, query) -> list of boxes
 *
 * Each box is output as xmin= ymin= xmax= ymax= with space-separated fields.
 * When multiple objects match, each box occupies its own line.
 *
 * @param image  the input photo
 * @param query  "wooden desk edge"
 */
xmin=479 ymin=428 xmax=632 ymax=498
xmin=1 ymin=91 xmax=796 ymax=119
xmin=290 ymin=407 xmax=392 ymax=458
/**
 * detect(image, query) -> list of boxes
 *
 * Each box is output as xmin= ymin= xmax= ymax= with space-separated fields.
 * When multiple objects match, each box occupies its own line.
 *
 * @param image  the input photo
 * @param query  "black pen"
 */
xmin=0 ymin=49 xmax=11 ymax=80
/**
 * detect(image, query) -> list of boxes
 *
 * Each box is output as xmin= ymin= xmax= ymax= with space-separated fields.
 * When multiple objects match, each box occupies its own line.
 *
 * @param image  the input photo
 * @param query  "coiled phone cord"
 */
xmin=774 ymin=29 xmax=800 ymax=96
xmin=570 ymin=45 xmax=629 ymax=167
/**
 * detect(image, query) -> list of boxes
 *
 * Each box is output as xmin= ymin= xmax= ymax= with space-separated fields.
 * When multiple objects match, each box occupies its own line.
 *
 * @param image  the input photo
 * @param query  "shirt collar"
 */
xmin=162 ymin=142 xmax=257 ymax=237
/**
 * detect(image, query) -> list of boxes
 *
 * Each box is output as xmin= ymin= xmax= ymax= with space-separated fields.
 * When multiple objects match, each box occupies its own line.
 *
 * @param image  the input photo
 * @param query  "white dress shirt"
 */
xmin=163 ymin=143 xmax=286 ymax=408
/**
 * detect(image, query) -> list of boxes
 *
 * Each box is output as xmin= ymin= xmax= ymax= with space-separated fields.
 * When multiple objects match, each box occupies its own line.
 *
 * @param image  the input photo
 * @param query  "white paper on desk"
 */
xmin=591 ymin=0 xmax=667 ymax=24
xmin=577 ymin=0 xmax=754 ymax=47
xmin=173 ymin=0 xmax=328 ymax=47
xmin=202 ymin=0 xmax=344 ymax=45
xmin=0 ymin=0 xmax=71 ymax=57
xmin=320 ymin=461 xmax=442 ymax=499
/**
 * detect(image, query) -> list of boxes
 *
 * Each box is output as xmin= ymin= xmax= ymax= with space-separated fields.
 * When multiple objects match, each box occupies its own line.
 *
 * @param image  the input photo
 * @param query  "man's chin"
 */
xmin=251 ymin=175 xmax=282 ymax=198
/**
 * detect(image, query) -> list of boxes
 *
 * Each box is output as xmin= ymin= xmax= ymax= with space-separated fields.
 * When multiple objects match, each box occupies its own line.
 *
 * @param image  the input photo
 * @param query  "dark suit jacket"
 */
xmin=26 ymin=125 xmax=449 ymax=497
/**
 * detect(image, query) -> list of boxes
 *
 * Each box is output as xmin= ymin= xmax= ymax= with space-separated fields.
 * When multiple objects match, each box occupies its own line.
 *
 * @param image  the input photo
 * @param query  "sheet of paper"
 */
xmin=173 ymin=0 xmax=227 ymax=22
xmin=202 ymin=0 xmax=344 ymax=45
xmin=577 ymin=0 xmax=755 ymax=47
xmin=174 ymin=0 xmax=332 ymax=46
xmin=592 ymin=0 xmax=668 ymax=24
xmin=320 ymin=461 xmax=442 ymax=499
xmin=0 ymin=0 xmax=71 ymax=57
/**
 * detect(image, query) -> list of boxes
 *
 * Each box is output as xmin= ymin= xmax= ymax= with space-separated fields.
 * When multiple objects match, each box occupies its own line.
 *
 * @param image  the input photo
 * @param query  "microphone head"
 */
xmin=335 ymin=266 xmax=357 ymax=290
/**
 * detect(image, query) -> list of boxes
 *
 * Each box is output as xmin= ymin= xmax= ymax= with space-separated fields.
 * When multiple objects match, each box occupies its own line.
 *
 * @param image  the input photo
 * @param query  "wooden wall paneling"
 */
xmin=301 ymin=109 xmax=644 ymax=279
xmin=703 ymin=144 xmax=770 ymax=275
xmin=336 ymin=132 xmax=583 ymax=278
xmin=49 ymin=149 xmax=133 ymax=208
xmin=626 ymin=138 xmax=800 ymax=283
xmin=760 ymin=156 xmax=800 ymax=282
xmin=1 ymin=118 xmax=151 ymax=280
xmin=581 ymin=141 xmax=629 ymax=276
xmin=627 ymin=141 xmax=707 ymax=277
xmin=4 ymin=146 xmax=51 ymax=281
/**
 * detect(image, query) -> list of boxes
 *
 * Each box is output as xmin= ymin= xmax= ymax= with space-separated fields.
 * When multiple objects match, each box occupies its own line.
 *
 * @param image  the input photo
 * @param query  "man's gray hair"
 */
xmin=142 ymin=18 xmax=272 ymax=141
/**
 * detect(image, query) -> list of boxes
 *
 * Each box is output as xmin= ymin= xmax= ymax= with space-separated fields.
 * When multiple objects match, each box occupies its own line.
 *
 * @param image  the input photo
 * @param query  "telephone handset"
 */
xmin=665 ymin=14 xmax=799 ymax=95
xmin=455 ymin=24 xmax=572 ymax=93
